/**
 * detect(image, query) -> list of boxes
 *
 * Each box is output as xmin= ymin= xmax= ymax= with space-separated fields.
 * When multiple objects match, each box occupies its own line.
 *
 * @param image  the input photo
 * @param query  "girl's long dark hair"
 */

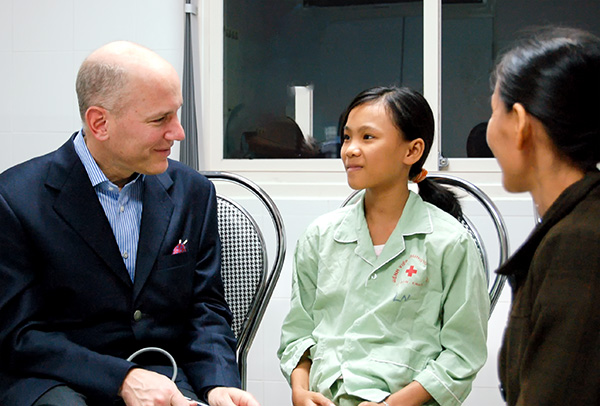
xmin=339 ymin=86 xmax=462 ymax=219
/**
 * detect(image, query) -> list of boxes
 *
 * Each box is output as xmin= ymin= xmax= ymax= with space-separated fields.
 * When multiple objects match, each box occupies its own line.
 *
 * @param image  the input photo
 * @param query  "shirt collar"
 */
xmin=334 ymin=190 xmax=433 ymax=244
xmin=497 ymin=169 xmax=600 ymax=277
xmin=73 ymin=130 xmax=143 ymax=189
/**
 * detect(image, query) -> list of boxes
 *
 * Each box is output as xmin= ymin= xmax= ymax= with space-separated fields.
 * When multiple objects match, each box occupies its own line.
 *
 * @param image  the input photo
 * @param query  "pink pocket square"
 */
xmin=172 ymin=239 xmax=187 ymax=255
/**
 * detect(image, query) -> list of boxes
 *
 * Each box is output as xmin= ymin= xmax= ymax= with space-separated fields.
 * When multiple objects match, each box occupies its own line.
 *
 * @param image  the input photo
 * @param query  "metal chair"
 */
xmin=341 ymin=174 xmax=509 ymax=316
xmin=200 ymin=171 xmax=286 ymax=389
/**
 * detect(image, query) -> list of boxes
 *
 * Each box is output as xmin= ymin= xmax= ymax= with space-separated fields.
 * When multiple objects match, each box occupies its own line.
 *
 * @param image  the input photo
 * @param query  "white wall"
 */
xmin=0 ymin=1 xmax=536 ymax=405
xmin=0 ymin=0 xmax=184 ymax=173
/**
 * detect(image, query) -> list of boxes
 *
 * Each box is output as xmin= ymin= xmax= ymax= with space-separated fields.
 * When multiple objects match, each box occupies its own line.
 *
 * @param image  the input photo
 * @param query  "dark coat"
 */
xmin=497 ymin=170 xmax=600 ymax=406
xmin=0 ymin=135 xmax=240 ymax=406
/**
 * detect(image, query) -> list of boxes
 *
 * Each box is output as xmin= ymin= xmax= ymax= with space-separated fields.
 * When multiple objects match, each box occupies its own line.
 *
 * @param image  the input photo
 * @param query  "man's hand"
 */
xmin=119 ymin=368 xmax=196 ymax=406
xmin=207 ymin=387 xmax=260 ymax=406
xmin=292 ymin=387 xmax=335 ymax=406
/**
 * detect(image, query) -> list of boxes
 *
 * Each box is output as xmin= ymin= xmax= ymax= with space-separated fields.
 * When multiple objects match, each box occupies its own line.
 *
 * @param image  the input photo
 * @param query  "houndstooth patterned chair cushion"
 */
xmin=216 ymin=196 xmax=266 ymax=339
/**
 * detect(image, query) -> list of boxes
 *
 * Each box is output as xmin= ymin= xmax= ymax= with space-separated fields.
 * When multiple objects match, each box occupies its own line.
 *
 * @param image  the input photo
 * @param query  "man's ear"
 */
xmin=85 ymin=106 xmax=109 ymax=141
xmin=403 ymin=138 xmax=425 ymax=166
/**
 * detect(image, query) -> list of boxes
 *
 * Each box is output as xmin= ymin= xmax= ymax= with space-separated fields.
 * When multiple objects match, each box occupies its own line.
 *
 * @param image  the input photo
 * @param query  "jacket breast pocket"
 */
xmin=150 ymin=253 xmax=195 ymax=310
xmin=156 ymin=251 xmax=192 ymax=271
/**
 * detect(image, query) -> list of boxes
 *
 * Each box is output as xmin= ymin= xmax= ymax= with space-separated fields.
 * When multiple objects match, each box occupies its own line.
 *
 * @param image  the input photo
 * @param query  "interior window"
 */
xmin=223 ymin=0 xmax=600 ymax=160
xmin=223 ymin=0 xmax=424 ymax=159
xmin=442 ymin=0 xmax=600 ymax=158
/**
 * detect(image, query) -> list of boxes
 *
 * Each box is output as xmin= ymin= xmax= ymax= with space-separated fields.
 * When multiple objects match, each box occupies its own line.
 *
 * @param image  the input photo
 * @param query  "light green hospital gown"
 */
xmin=278 ymin=191 xmax=489 ymax=406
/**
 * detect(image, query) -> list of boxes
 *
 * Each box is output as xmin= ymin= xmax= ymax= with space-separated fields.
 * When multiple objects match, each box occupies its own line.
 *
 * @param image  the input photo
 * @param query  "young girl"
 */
xmin=278 ymin=86 xmax=489 ymax=406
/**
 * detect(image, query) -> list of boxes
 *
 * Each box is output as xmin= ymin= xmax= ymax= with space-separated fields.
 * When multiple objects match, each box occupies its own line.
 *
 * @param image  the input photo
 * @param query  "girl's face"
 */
xmin=341 ymin=101 xmax=414 ymax=192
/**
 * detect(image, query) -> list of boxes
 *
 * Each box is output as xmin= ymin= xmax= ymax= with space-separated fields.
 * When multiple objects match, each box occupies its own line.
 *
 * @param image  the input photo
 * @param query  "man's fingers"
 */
xmin=120 ymin=368 xmax=194 ymax=406
xmin=207 ymin=386 xmax=260 ymax=406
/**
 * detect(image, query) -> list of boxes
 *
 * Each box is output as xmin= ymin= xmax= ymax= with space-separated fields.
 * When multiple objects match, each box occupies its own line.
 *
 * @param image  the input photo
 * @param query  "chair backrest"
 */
xmin=200 ymin=171 xmax=286 ymax=389
xmin=216 ymin=196 xmax=266 ymax=338
xmin=341 ymin=174 xmax=509 ymax=316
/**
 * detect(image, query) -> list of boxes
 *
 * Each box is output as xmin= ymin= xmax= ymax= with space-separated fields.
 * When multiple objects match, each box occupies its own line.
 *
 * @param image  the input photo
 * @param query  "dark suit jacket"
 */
xmin=0 ymin=134 xmax=240 ymax=405
xmin=497 ymin=170 xmax=600 ymax=405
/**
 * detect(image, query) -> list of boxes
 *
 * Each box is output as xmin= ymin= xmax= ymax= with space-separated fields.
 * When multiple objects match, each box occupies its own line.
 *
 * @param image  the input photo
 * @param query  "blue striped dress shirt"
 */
xmin=74 ymin=131 xmax=144 ymax=281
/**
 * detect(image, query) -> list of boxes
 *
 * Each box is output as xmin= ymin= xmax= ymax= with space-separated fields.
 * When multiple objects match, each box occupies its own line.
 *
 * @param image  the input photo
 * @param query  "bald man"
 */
xmin=0 ymin=41 xmax=258 ymax=406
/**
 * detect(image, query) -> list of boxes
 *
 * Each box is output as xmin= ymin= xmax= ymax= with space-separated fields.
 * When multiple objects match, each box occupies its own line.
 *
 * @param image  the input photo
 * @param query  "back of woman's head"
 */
xmin=338 ymin=86 xmax=462 ymax=219
xmin=493 ymin=27 xmax=600 ymax=171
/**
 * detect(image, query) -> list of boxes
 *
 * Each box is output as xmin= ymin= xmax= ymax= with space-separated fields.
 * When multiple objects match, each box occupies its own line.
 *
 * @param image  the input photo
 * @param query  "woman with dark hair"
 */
xmin=278 ymin=86 xmax=489 ymax=406
xmin=488 ymin=27 xmax=600 ymax=405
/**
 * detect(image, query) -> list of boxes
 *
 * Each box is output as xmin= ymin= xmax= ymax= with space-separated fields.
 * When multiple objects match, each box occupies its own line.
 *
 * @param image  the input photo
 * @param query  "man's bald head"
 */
xmin=76 ymin=41 xmax=177 ymax=127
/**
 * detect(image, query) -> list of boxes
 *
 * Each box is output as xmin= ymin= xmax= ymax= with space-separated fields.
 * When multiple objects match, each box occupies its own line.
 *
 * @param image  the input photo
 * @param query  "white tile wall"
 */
xmin=0 ymin=1 xmax=12 ymax=52
xmin=0 ymin=0 xmax=184 ymax=174
xmin=0 ymin=1 xmax=537 ymax=405
xmin=0 ymin=51 xmax=12 ymax=134
xmin=13 ymin=0 xmax=73 ymax=52
xmin=12 ymin=51 xmax=75 ymax=133
xmin=73 ymin=1 xmax=139 ymax=51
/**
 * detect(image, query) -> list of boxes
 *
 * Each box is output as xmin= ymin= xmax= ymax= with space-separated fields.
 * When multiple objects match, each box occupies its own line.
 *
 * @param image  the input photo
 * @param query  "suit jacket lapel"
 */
xmin=133 ymin=172 xmax=174 ymax=300
xmin=46 ymin=137 xmax=132 ymax=288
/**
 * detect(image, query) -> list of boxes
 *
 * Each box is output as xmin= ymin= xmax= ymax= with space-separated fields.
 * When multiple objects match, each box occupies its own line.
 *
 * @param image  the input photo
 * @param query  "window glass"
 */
xmin=224 ymin=0 xmax=423 ymax=159
xmin=224 ymin=0 xmax=600 ymax=161
xmin=442 ymin=0 xmax=600 ymax=158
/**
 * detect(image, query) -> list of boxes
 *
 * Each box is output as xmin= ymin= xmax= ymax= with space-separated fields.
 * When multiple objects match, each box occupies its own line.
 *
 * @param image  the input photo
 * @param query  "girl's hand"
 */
xmin=359 ymin=381 xmax=432 ymax=406
xmin=292 ymin=387 xmax=335 ymax=406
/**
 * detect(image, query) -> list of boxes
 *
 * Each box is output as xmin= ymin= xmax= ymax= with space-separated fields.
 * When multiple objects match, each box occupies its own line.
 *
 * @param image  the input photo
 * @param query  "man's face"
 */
xmin=102 ymin=68 xmax=184 ymax=185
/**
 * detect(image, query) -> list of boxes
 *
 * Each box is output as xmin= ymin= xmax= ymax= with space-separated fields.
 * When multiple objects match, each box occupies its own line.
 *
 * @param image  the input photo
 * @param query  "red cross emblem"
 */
xmin=405 ymin=265 xmax=417 ymax=277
